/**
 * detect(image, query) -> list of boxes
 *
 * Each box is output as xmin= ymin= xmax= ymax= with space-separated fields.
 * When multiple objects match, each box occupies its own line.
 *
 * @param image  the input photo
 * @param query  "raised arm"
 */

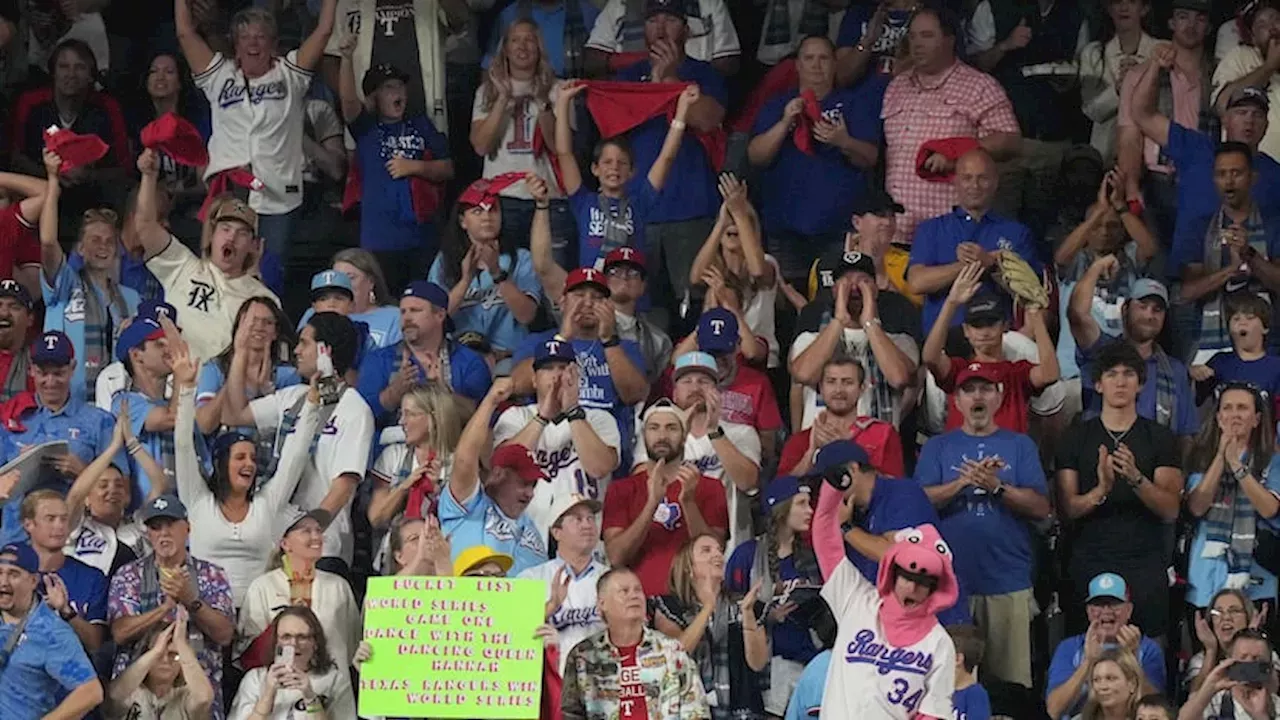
xmin=174 ymin=0 xmax=215 ymax=75
xmin=448 ymin=379 xmax=511 ymax=503
xmin=170 ymin=340 xmax=213 ymax=507
xmin=553 ymin=83 xmax=585 ymax=196
xmin=527 ymin=174 xmax=567 ymax=303
xmin=134 ymin=150 xmax=173 ymax=259
xmin=1130 ymin=49 xmax=1173 ymax=148
xmin=259 ymin=379 xmax=322 ymax=510
xmin=67 ymin=415 xmax=127 ymax=528
xmin=1067 ymin=254 xmax=1111 ymax=350
xmin=1025 ymin=308 xmax=1060 ymax=390
xmin=295 ymin=0 xmax=338 ymax=71
xmin=38 ymin=149 xmax=66 ymax=282
xmin=812 ymin=476 xmax=848 ymax=581
xmin=220 ymin=321 xmax=260 ymax=428
xmin=646 ymin=87 xmax=696 ymax=191
xmin=0 ymin=171 xmax=48 ymax=226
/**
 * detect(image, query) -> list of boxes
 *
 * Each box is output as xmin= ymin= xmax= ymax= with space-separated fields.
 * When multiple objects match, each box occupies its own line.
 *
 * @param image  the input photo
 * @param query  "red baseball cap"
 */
xmin=603 ymin=247 xmax=647 ymax=276
xmin=458 ymin=173 xmax=526 ymax=209
xmin=564 ymin=267 xmax=611 ymax=296
xmin=491 ymin=445 xmax=546 ymax=484
xmin=953 ymin=362 xmax=1002 ymax=388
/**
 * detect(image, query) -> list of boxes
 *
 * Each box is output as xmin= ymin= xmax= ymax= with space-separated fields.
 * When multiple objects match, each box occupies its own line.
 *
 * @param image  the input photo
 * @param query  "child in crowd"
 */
xmin=947 ymin=624 xmax=991 ymax=720
xmin=1190 ymin=292 xmax=1280 ymax=408
xmin=1135 ymin=694 xmax=1175 ymax=720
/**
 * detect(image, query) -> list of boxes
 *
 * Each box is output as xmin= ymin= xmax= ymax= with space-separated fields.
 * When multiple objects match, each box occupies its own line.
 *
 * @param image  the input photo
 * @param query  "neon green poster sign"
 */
xmin=358 ymin=576 xmax=547 ymax=718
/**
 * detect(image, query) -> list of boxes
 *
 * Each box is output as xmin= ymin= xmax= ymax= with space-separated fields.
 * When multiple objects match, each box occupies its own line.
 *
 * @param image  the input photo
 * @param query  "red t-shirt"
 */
xmin=617 ymin=644 xmax=649 ymax=720
xmin=0 ymin=204 xmax=41 ymax=280
xmin=940 ymin=357 xmax=1035 ymax=434
xmin=777 ymin=418 xmax=905 ymax=478
xmin=602 ymin=470 xmax=730 ymax=596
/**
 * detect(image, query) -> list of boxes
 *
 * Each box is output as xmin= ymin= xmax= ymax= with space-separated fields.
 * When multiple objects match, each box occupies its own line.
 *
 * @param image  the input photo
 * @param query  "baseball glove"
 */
xmin=993 ymin=250 xmax=1049 ymax=310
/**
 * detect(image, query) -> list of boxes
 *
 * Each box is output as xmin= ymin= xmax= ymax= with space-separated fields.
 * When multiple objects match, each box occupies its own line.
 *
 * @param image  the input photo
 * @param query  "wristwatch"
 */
xmin=58 ymin=605 xmax=77 ymax=622
xmin=492 ymin=269 xmax=510 ymax=285
xmin=601 ymin=335 xmax=621 ymax=348
xmin=707 ymin=426 xmax=726 ymax=440
xmin=185 ymin=599 xmax=204 ymax=614
xmin=561 ymin=406 xmax=587 ymax=423
xmin=991 ymin=483 xmax=1006 ymax=499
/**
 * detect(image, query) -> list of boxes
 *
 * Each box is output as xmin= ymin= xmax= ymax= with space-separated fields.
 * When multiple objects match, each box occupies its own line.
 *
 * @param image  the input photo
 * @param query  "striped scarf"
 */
xmin=262 ymin=389 xmax=341 ymax=482
xmin=1196 ymin=207 xmax=1271 ymax=352
xmin=1150 ymin=346 xmax=1178 ymax=432
xmin=759 ymin=0 xmax=831 ymax=65
xmin=518 ymin=0 xmax=589 ymax=78
xmin=596 ymin=193 xmax=633 ymax=257
xmin=1201 ymin=457 xmax=1265 ymax=590
xmin=80 ymin=274 xmax=129 ymax=398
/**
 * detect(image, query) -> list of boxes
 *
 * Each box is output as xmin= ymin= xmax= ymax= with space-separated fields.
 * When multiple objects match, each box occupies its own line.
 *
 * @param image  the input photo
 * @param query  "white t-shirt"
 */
xmin=229 ymin=666 xmax=356 ymax=720
xmin=470 ymin=80 xmax=564 ymax=200
xmin=516 ymin=557 xmax=606 ymax=674
xmin=745 ymin=257 xmax=782 ymax=368
xmin=250 ymin=387 xmax=375 ymax=565
xmin=631 ymin=421 xmax=760 ymax=552
xmin=66 ymin=516 xmax=146 ymax=575
xmin=118 ymin=685 xmax=201 ymax=720
xmin=194 ymin=51 xmax=312 ymax=215
xmin=819 ymin=559 xmax=956 ymax=720
xmin=237 ymin=568 xmax=362 ymax=667
xmin=145 ymin=237 xmax=281 ymax=362
xmin=790 ymin=328 xmax=919 ymax=430
xmin=585 ymin=0 xmax=741 ymax=63
xmin=493 ymin=405 xmax=620 ymax=542
xmin=368 ymin=443 xmax=455 ymax=574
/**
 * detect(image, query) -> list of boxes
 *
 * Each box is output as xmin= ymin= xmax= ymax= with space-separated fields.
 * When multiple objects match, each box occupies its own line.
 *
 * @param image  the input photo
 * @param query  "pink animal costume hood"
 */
xmin=876 ymin=524 xmax=959 ymax=646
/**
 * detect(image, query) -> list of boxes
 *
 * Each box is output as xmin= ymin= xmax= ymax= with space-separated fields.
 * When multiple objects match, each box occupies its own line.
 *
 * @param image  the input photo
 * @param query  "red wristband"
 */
xmin=1126 ymin=198 xmax=1144 ymax=216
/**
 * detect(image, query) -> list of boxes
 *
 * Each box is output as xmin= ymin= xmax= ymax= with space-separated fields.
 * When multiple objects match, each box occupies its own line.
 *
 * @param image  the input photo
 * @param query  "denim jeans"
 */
xmin=499 ymin=196 xmax=575 ymax=270
xmin=257 ymin=206 xmax=303 ymax=259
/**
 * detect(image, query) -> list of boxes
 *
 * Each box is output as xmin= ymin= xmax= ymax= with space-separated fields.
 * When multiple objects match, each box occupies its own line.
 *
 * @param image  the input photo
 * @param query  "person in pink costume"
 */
xmin=810 ymin=440 xmax=959 ymax=719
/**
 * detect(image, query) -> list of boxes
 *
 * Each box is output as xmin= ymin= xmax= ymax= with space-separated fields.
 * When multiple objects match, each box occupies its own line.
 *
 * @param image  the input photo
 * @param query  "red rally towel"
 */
xmin=582 ymin=81 xmax=726 ymax=170
xmin=342 ymin=151 xmax=445 ymax=222
xmin=0 ymin=391 xmax=37 ymax=433
xmin=197 ymin=168 xmax=264 ymax=222
xmin=729 ymin=58 xmax=798 ymax=134
xmin=43 ymin=126 xmax=109 ymax=171
xmin=140 ymin=112 xmax=209 ymax=167
xmin=540 ymin=643 xmax=562 ymax=720
xmin=532 ymin=123 xmax=565 ymax=194
xmin=792 ymin=88 xmax=823 ymax=155
xmin=915 ymin=136 xmax=981 ymax=182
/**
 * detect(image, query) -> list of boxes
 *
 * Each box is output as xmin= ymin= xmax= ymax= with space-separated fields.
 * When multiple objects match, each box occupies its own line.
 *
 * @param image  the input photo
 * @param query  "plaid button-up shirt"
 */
xmin=562 ymin=627 xmax=709 ymax=720
xmin=881 ymin=60 xmax=1020 ymax=245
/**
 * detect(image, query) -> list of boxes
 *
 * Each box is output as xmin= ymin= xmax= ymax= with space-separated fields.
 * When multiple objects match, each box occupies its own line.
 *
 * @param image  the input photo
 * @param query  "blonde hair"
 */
xmin=21 ymin=489 xmax=65 ymax=522
xmin=1079 ymin=650 xmax=1143 ymax=720
xmin=668 ymin=533 xmax=723 ymax=609
xmin=480 ymin=19 xmax=557 ymax=115
xmin=201 ymin=195 xmax=261 ymax=274
xmin=403 ymin=382 xmax=465 ymax=459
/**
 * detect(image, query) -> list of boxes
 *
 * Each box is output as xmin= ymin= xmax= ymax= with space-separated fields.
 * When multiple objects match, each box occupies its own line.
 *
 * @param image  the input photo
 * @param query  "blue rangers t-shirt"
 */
xmin=438 ymin=484 xmax=546 ymax=576
xmin=571 ymin=176 xmax=661 ymax=270
xmin=427 ymin=249 xmax=542 ymax=353
xmin=836 ymin=6 xmax=915 ymax=77
xmin=350 ymin=111 xmax=451 ymax=253
xmin=357 ymin=340 xmax=492 ymax=426
xmin=952 ymin=683 xmax=991 ymax=720
xmin=614 ymin=57 xmax=729 ymax=224
xmin=0 ymin=602 xmax=97 ymax=720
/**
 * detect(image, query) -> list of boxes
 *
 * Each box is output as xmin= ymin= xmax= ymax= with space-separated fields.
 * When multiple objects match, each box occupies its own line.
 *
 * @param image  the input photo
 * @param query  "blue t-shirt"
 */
xmin=952 ymin=683 xmax=991 ymax=720
xmin=908 ymin=209 xmax=1041 ymax=330
xmin=1077 ymin=335 xmax=1199 ymax=437
xmin=1206 ymin=351 xmax=1280 ymax=399
xmin=483 ymin=1 xmax=601 ymax=77
xmin=427 ymin=249 xmax=542 ymax=352
xmin=751 ymin=84 xmax=882 ymax=237
xmin=915 ymin=429 xmax=1047 ymax=596
xmin=1045 ymin=634 xmax=1165 ymax=719
xmin=112 ymin=391 xmax=173 ymax=499
xmin=47 ymin=556 xmax=109 ymax=624
xmin=438 ymin=485 xmax=546 ymax=576
xmin=570 ymin=176 xmax=661 ymax=270
xmin=350 ymin=111 xmax=450 ymax=252
xmin=846 ymin=475 xmax=971 ymax=625
xmin=357 ymin=340 xmax=493 ymax=425
xmin=512 ymin=329 xmax=645 ymax=467
xmin=784 ymin=650 xmax=831 ymax=720
xmin=1186 ymin=455 xmax=1280 ymax=606
xmin=0 ymin=400 xmax=124 ymax=546
xmin=42 ymin=260 xmax=141 ymax=404
xmin=1164 ymin=123 xmax=1280 ymax=245
xmin=298 ymin=305 xmax=403 ymax=350
xmin=836 ymin=7 xmax=914 ymax=77
xmin=725 ymin=539 xmax=823 ymax=665
xmin=614 ymin=58 xmax=728 ymax=224
xmin=0 ymin=602 xmax=97 ymax=720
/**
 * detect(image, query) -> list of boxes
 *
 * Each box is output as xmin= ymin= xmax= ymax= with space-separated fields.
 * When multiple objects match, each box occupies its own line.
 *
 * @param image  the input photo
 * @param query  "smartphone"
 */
xmin=316 ymin=342 xmax=335 ymax=379
xmin=1226 ymin=660 xmax=1270 ymax=686
xmin=277 ymin=644 xmax=295 ymax=667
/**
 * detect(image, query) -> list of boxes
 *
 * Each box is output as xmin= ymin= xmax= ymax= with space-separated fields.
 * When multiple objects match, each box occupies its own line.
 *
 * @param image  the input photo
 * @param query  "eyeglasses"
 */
xmin=606 ymin=267 xmax=643 ymax=280
xmin=1210 ymin=607 xmax=1249 ymax=618
xmin=464 ymin=569 xmax=506 ymax=577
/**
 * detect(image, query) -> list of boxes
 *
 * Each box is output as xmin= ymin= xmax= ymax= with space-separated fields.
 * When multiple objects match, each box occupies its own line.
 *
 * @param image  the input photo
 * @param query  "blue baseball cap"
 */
xmin=211 ymin=430 xmax=255 ymax=459
xmin=137 ymin=299 xmax=179 ymax=327
xmin=534 ymin=337 xmax=577 ymax=370
xmin=0 ymin=279 xmax=32 ymax=311
xmin=1129 ymin=278 xmax=1168 ymax=307
xmin=139 ymin=494 xmax=188 ymax=524
xmin=672 ymin=351 xmax=719 ymax=382
xmin=697 ymin=308 xmax=739 ymax=356
xmin=31 ymin=330 xmax=74 ymax=366
xmin=813 ymin=440 xmax=872 ymax=473
xmin=311 ymin=270 xmax=354 ymax=300
xmin=1086 ymin=572 xmax=1129 ymax=604
xmin=763 ymin=476 xmax=810 ymax=512
xmin=115 ymin=318 xmax=165 ymax=363
xmin=0 ymin=542 xmax=39 ymax=573
xmin=401 ymin=280 xmax=449 ymax=311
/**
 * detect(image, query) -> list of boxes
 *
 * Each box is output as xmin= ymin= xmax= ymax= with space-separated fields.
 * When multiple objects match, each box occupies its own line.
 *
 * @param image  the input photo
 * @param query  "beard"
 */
xmin=647 ymin=439 xmax=684 ymax=463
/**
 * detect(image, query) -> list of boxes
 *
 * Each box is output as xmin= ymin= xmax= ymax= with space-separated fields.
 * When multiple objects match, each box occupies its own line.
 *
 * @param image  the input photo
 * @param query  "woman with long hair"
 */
xmin=196 ymin=296 xmax=298 ymax=434
xmin=106 ymin=616 xmax=214 ymax=719
xmin=40 ymin=147 xmax=141 ymax=404
xmin=725 ymin=478 xmax=822 ymax=717
xmin=127 ymin=51 xmax=209 ymax=212
xmin=1185 ymin=383 xmax=1280 ymax=614
xmin=229 ymin=606 xmax=356 ymax=720
xmin=368 ymin=382 xmax=464 ymax=570
xmin=427 ymin=178 xmax=542 ymax=361
xmin=469 ymin=19 xmax=573 ymax=264
xmin=238 ymin=509 xmax=361 ymax=667
xmin=1078 ymin=0 xmax=1155 ymax=163
xmin=1073 ymin=650 xmax=1143 ymax=720
xmin=172 ymin=334 xmax=317 ymax=608
xmin=330 ymin=248 xmax=402 ymax=347
xmin=1186 ymin=587 xmax=1279 ymax=695
xmin=688 ymin=174 xmax=780 ymax=367
xmin=653 ymin=533 xmax=769 ymax=720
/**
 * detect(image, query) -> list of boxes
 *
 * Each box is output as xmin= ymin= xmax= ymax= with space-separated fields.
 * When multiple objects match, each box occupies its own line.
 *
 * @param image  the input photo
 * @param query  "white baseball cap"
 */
xmin=549 ymin=493 xmax=603 ymax=528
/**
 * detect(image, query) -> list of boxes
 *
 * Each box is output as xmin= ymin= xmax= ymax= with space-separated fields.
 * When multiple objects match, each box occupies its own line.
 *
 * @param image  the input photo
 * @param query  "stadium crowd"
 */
xmin=1 ymin=0 xmax=1280 ymax=718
